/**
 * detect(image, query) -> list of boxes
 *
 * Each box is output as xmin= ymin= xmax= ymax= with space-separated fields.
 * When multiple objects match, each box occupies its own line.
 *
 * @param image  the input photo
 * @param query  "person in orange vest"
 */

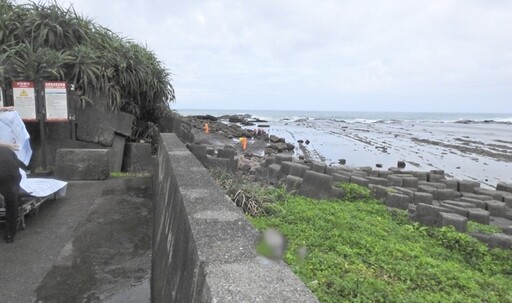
xmin=240 ymin=137 xmax=247 ymax=150
xmin=203 ymin=122 xmax=209 ymax=134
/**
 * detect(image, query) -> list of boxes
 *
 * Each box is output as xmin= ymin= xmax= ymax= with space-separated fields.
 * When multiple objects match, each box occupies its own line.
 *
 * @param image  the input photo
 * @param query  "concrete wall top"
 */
xmin=152 ymin=133 xmax=318 ymax=302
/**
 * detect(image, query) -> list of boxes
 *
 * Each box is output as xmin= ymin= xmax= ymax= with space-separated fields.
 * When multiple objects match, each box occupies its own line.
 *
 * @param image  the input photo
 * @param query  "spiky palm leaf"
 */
xmin=0 ymin=0 xmax=175 ymax=142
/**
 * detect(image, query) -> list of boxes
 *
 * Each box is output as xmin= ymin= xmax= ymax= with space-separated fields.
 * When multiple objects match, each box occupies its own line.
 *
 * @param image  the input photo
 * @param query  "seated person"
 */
xmin=0 ymin=107 xmax=22 ymax=243
xmin=0 ymin=106 xmax=66 ymax=242
xmin=0 ymin=145 xmax=22 ymax=243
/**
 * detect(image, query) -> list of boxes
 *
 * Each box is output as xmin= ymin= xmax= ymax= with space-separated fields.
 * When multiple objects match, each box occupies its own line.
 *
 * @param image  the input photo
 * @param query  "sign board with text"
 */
xmin=13 ymin=81 xmax=37 ymax=121
xmin=44 ymin=81 xmax=68 ymax=121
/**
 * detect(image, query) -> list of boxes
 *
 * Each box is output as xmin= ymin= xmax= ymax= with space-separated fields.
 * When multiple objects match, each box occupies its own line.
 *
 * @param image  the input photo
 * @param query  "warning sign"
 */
xmin=44 ymin=81 xmax=68 ymax=122
xmin=13 ymin=81 xmax=37 ymax=121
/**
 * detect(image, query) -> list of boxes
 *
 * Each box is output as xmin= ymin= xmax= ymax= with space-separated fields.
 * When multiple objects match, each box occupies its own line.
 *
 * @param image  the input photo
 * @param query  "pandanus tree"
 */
xmin=0 ymin=0 xmax=175 ymax=141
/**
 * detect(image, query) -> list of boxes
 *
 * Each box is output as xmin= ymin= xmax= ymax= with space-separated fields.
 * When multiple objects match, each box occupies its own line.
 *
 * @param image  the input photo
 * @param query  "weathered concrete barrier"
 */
xmin=289 ymin=162 xmax=310 ymax=178
xmin=206 ymin=156 xmax=233 ymax=171
xmin=468 ymin=208 xmax=490 ymax=224
xmin=413 ymin=192 xmax=433 ymax=205
xmin=368 ymin=177 xmax=388 ymax=187
xmin=188 ymin=143 xmax=208 ymax=165
xmin=473 ymin=233 xmax=512 ymax=249
xmin=122 ymin=142 xmax=153 ymax=173
xmin=285 ymin=175 xmax=303 ymax=192
xmin=275 ymin=154 xmax=293 ymax=165
xmin=152 ymin=134 xmax=318 ymax=303
xmin=385 ymin=193 xmax=410 ymax=210
xmin=310 ymin=160 xmax=327 ymax=174
xmin=437 ymin=189 xmax=462 ymax=201
xmin=458 ymin=180 xmax=480 ymax=193
xmin=109 ymin=134 xmax=126 ymax=172
xmin=217 ymin=148 xmax=236 ymax=160
xmin=76 ymin=97 xmax=134 ymax=146
xmin=299 ymin=171 xmax=333 ymax=199
xmin=415 ymin=203 xmax=450 ymax=226
xmin=54 ymin=149 xmax=109 ymax=180
xmin=443 ymin=179 xmax=459 ymax=190
xmin=333 ymin=173 xmax=351 ymax=184
xmin=369 ymin=184 xmax=388 ymax=200
xmin=486 ymin=200 xmax=507 ymax=216
xmin=438 ymin=212 xmax=467 ymax=232
xmin=351 ymin=176 xmax=369 ymax=187
xmin=496 ymin=182 xmax=512 ymax=193
xmin=267 ymin=163 xmax=282 ymax=184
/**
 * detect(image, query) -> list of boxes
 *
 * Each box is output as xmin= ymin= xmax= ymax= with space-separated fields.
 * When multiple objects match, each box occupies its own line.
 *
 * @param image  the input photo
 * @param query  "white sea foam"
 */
xmin=494 ymin=117 xmax=512 ymax=123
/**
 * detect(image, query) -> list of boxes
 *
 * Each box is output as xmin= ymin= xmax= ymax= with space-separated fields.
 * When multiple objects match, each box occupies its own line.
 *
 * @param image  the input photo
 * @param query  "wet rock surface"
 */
xmin=0 ymin=177 xmax=152 ymax=303
xmin=35 ymin=180 xmax=152 ymax=302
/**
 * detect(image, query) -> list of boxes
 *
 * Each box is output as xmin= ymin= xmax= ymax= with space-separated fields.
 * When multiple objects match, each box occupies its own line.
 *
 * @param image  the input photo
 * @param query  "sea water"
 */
xmin=177 ymin=109 xmax=512 ymax=187
xmin=176 ymin=109 xmax=512 ymax=124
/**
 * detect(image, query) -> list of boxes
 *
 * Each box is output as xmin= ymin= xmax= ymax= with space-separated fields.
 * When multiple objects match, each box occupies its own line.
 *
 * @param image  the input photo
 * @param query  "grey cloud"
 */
xmin=23 ymin=0 xmax=512 ymax=112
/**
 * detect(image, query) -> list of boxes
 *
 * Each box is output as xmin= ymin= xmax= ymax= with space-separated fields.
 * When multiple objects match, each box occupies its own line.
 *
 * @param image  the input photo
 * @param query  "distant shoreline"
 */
xmin=176 ymin=108 xmax=512 ymax=124
xmin=183 ymin=111 xmax=512 ymax=188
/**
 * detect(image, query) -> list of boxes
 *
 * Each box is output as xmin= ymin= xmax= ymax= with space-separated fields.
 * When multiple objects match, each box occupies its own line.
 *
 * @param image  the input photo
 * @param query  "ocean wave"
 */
xmin=319 ymin=118 xmax=401 ymax=124
xmin=250 ymin=115 xmax=279 ymax=122
xmin=281 ymin=116 xmax=311 ymax=122
xmin=454 ymin=119 xmax=512 ymax=125
xmin=374 ymin=119 xmax=402 ymax=124
xmin=494 ymin=117 xmax=512 ymax=123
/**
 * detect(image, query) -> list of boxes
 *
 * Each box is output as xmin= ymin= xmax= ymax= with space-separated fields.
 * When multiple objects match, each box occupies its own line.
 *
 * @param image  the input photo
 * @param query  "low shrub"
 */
xmin=209 ymin=168 xmax=277 ymax=216
xmin=336 ymin=182 xmax=372 ymax=201
xmin=249 ymin=193 xmax=512 ymax=302
xmin=467 ymin=221 xmax=502 ymax=235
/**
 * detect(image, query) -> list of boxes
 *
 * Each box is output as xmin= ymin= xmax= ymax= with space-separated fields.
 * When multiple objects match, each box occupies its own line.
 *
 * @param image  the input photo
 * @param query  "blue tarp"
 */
xmin=0 ymin=110 xmax=32 ymax=165
xmin=0 ymin=111 xmax=67 ymax=197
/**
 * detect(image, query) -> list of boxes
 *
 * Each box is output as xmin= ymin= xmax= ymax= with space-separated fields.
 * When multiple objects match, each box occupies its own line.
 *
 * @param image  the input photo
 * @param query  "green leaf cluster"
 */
xmin=336 ymin=182 xmax=372 ymax=201
xmin=0 ymin=0 xmax=173 ymax=123
xmin=467 ymin=221 xmax=502 ymax=235
xmin=249 ymin=194 xmax=512 ymax=303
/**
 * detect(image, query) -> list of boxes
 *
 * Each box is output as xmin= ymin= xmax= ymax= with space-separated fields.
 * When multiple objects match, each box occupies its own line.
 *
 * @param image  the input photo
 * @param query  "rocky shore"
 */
xmin=184 ymin=113 xmax=296 ymax=159
xmin=177 ymin=112 xmax=512 ymax=250
xmin=172 ymin=111 xmax=511 ymax=183
xmin=178 ymin=112 xmax=512 ymax=184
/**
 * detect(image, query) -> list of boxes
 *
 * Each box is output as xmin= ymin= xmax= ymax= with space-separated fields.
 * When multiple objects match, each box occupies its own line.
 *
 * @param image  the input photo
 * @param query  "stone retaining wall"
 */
xmin=152 ymin=133 xmax=318 ymax=302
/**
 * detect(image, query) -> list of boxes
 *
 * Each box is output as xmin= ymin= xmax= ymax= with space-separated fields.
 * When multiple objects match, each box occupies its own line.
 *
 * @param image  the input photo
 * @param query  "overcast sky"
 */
xmin=28 ymin=0 xmax=512 ymax=113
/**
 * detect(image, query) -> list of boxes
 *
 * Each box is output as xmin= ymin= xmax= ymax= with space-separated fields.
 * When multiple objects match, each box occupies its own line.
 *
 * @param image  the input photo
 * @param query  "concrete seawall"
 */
xmin=152 ymin=133 xmax=318 ymax=302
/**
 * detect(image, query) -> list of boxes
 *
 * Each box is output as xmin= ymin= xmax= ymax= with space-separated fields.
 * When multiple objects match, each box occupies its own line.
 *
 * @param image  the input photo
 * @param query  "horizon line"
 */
xmin=171 ymin=107 xmax=512 ymax=115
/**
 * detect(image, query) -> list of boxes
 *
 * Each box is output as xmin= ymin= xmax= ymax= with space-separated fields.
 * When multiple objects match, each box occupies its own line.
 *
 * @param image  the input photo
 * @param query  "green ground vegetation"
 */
xmin=248 ymin=186 xmax=512 ymax=303
xmin=110 ymin=172 xmax=150 ymax=178
xmin=467 ymin=221 xmax=503 ymax=235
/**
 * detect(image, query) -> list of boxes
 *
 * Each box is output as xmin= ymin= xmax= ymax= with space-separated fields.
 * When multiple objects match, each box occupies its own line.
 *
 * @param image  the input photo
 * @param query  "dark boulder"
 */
xmin=269 ymin=135 xmax=285 ymax=143
xmin=192 ymin=115 xmax=218 ymax=121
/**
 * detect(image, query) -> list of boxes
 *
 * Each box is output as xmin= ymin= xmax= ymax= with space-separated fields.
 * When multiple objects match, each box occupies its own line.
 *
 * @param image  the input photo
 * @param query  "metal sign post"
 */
xmin=0 ymin=85 xmax=4 ymax=107
xmin=36 ymin=81 xmax=48 ymax=171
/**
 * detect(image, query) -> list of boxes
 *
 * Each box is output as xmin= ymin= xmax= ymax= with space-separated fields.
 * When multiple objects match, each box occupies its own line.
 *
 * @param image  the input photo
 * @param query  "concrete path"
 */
xmin=0 ymin=177 xmax=152 ymax=303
